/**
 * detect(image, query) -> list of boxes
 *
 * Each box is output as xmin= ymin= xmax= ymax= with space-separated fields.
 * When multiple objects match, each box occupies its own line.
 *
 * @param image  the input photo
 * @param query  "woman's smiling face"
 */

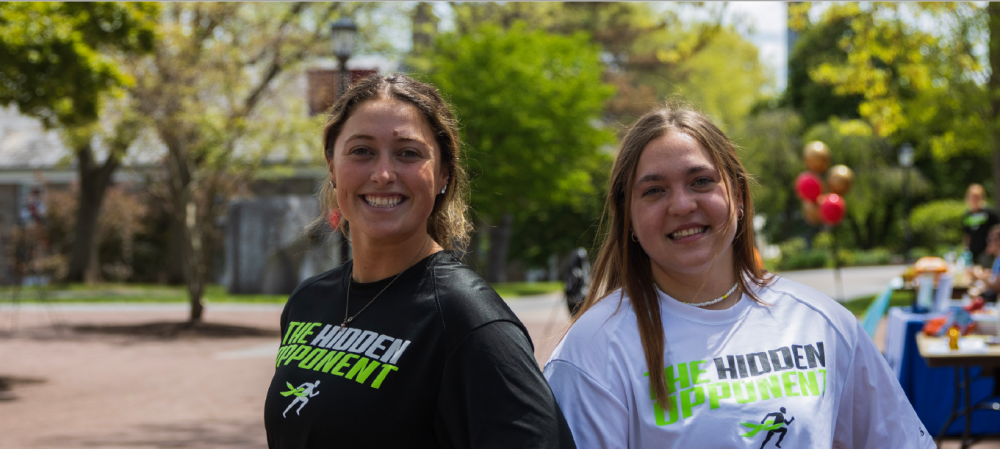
xmin=630 ymin=131 xmax=740 ymax=283
xmin=329 ymin=98 xmax=448 ymax=246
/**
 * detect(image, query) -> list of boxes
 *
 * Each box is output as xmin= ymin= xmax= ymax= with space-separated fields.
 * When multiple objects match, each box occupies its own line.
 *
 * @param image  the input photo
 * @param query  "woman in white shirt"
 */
xmin=543 ymin=104 xmax=934 ymax=448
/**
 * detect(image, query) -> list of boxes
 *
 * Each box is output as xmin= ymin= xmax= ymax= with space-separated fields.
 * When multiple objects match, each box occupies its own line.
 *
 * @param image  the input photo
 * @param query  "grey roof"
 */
xmin=0 ymin=107 xmax=68 ymax=169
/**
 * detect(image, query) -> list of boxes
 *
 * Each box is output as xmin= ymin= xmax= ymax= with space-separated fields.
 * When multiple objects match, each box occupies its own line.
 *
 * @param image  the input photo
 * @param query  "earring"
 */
xmin=440 ymin=185 xmax=447 ymax=195
xmin=738 ymin=204 xmax=744 ymax=219
xmin=330 ymin=180 xmax=335 ymax=189
xmin=631 ymin=232 xmax=639 ymax=242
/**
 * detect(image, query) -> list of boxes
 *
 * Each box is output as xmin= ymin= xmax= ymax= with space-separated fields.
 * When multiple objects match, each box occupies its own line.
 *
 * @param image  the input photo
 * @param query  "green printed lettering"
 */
xmin=298 ymin=348 xmax=328 ymax=370
xmin=653 ymin=395 xmax=680 ymax=426
xmin=346 ymin=357 xmax=382 ymax=383
xmin=690 ymin=360 xmax=710 ymax=385
xmin=819 ymin=369 xmax=827 ymax=396
xmin=296 ymin=322 xmax=323 ymax=344
xmin=707 ymin=381 xmax=731 ymax=409
xmin=332 ymin=354 xmax=359 ymax=376
xmin=679 ymin=385 xmax=705 ymax=418
xmin=371 ymin=364 xmax=398 ymax=389
xmin=289 ymin=323 xmax=309 ymax=345
xmin=782 ymin=371 xmax=800 ymax=397
xmin=734 ymin=380 xmax=758 ymax=404
xmin=665 ymin=363 xmax=691 ymax=395
xmin=315 ymin=351 xmax=344 ymax=373
xmin=284 ymin=345 xmax=312 ymax=366
xmin=756 ymin=374 xmax=783 ymax=400
xmin=276 ymin=345 xmax=297 ymax=366
xmin=799 ymin=370 xmax=820 ymax=396
xmin=282 ymin=322 xmax=301 ymax=344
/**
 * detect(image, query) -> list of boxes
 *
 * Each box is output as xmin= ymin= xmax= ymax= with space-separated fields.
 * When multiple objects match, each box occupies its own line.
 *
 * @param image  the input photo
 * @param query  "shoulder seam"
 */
xmin=445 ymin=319 xmax=533 ymax=361
xmin=770 ymin=287 xmax=854 ymax=347
xmin=431 ymin=264 xmax=448 ymax=335
xmin=546 ymin=359 xmax=628 ymax=410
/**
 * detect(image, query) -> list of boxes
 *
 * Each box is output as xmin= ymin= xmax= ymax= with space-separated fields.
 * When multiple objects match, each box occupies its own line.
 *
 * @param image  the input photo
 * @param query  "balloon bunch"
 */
xmin=795 ymin=141 xmax=854 ymax=226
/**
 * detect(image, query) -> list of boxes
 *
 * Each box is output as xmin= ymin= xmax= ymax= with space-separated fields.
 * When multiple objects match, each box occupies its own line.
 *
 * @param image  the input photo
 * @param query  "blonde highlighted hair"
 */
xmin=317 ymin=74 xmax=471 ymax=252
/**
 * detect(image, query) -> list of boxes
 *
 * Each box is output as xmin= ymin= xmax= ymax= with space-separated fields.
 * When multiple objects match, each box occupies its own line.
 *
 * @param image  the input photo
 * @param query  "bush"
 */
xmin=776 ymin=238 xmax=829 ymax=271
xmin=909 ymin=199 xmax=965 ymax=254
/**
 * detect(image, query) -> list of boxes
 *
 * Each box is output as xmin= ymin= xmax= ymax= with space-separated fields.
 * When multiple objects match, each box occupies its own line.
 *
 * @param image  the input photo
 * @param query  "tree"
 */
xmin=444 ymin=2 xmax=769 ymax=127
xmin=428 ymin=23 xmax=615 ymax=282
xmin=789 ymin=2 xmax=993 ymax=199
xmin=0 ymin=2 xmax=159 ymax=283
xmin=127 ymin=3 xmax=393 ymax=323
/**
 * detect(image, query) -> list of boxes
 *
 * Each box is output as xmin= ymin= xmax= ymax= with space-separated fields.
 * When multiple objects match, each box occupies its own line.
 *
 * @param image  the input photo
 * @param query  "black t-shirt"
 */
xmin=963 ymin=208 xmax=1000 ymax=259
xmin=264 ymin=251 xmax=576 ymax=449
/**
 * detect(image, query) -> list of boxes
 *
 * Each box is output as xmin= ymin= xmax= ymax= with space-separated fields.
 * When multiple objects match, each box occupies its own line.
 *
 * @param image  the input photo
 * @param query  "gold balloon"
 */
xmin=802 ymin=200 xmax=823 ymax=226
xmin=803 ymin=141 xmax=831 ymax=174
xmin=827 ymin=165 xmax=854 ymax=195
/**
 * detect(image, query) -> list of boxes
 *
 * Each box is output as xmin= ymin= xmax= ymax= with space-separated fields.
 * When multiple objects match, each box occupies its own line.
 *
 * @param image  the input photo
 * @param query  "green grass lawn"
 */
xmin=490 ymin=282 xmax=563 ymax=298
xmin=840 ymin=290 xmax=914 ymax=316
xmin=12 ymin=281 xmax=565 ymax=303
xmin=16 ymin=283 xmax=288 ymax=303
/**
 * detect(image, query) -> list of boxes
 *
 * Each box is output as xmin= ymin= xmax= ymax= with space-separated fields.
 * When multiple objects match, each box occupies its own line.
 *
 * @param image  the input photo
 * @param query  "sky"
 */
xmin=726 ymin=2 xmax=789 ymax=93
xmin=377 ymin=2 xmax=795 ymax=95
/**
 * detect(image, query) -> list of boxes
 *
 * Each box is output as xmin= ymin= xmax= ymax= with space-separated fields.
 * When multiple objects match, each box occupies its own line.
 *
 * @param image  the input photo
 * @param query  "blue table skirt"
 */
xmin=888 ymin=307 xmax=999 ymax=436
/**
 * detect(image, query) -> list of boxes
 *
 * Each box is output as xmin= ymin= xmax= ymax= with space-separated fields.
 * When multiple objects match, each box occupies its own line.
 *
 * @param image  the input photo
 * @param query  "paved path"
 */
xmin=2 ymin=264 xmax=990 ymax=449
xmin=776 ymin=265 xmax=908 ymax=302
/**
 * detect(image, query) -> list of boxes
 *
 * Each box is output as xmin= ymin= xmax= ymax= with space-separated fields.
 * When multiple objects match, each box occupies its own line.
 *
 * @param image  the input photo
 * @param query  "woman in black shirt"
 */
xmin=264 ymin=74 xmax=575 ymax=448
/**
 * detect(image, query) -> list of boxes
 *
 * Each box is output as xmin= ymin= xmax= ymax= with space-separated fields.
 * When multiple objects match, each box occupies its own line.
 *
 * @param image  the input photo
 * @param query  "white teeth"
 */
xmin=365 ymin=196 xmax=402 ymax=208
xmin=671 ymin=227 xmax=706 ymax=239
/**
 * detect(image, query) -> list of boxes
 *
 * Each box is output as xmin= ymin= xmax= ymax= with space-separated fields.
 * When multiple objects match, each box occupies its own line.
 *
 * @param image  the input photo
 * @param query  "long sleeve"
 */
xmin=435 ymin=321 xmax=576 ymax=449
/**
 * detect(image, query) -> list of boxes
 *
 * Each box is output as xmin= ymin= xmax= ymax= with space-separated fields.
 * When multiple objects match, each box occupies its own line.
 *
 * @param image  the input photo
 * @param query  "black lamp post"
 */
xmin=331 ymin=17 xmax=356 ymax=264
xmin=330 ymin=17 xmax=358 ymax=96
xmin=899 ymin=142 xmax=915 ymax=262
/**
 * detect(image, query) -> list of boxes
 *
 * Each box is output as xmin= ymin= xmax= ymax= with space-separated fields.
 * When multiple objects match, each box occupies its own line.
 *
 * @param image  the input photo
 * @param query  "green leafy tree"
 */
xmin=127 ymin=3 xmax=393 ymax=323
xmin=428 ymin=23 xmax=615 ymax=281
xmin=0 ymin=2 xmax=158 ymax=282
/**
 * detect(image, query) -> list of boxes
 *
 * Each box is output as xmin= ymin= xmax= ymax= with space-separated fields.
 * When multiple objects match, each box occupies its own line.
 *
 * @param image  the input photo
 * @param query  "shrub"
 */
xmin=909 ymin=199 xmax=966 ymax=253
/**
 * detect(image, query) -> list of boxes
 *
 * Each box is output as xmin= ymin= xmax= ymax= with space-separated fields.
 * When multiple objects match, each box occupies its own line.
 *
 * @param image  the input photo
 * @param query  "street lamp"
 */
xmin=330 ymin=17 xmax=357 ymax=265
xmin=899 ymin=143 xmax=915 ymax=262
xmin=330 ymin=17 xmax=358 ymax=96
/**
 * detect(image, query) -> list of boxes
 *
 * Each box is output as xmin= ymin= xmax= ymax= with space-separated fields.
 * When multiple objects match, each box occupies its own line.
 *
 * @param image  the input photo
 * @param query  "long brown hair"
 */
xmin=317 ymin=74 xmax=471 ymax=252
xmin=573 ymin=103 xmax=771 ymax=408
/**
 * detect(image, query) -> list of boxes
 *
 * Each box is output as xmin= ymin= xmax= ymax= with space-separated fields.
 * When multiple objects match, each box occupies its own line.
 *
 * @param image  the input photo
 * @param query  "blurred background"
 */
xmin=1 ymin=2 xmax=998 ymax=448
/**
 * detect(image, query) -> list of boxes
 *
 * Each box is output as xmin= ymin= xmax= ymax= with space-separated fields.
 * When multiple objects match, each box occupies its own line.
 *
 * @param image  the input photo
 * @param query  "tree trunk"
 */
xmin=991 ymin=4 xmax=1000 ymax=210
xmin=65 ymin=143 xmax=120 ymax=283
xmin=485 ymin=213 xmax=513 ymax=283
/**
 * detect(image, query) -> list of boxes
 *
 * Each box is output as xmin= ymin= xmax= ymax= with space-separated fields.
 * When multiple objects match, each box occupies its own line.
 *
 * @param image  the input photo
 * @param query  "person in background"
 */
xmin=969 ymin=224 xmax=1000 ymax=303
xmin=543 ymin=103 xmax=933 ymax=448
xmin=264 ymin=74 xmax=575 ymax=449
xmin=963 ymin=183 xmax=999 ymax=268
xmin=563 ymin=247 xmax=590 ymax=315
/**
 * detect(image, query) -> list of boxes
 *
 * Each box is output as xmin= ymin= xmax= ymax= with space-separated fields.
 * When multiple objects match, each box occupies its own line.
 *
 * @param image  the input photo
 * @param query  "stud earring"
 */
xmin=440 ymin=185 xmax=447 ymax=195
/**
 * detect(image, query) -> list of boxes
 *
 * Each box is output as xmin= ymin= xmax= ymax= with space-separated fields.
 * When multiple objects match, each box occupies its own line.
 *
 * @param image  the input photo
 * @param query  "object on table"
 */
xmin=923 ymin=307 xmax=977 ymax=336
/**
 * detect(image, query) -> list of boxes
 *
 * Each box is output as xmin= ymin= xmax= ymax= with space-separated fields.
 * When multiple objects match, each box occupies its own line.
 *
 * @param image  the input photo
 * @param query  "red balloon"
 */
xmin=327 ymin=209 xmax=341 ymax=229
xmin=819 ymin=194 xmax=846 ymax=225
xmin=795 ymin=172 xmax=823 ymax=203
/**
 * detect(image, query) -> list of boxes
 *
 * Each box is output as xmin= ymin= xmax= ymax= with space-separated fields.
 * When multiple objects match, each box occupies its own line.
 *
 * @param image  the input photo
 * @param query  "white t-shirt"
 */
xmin=543 ymin=276 xmax=935 ymax=449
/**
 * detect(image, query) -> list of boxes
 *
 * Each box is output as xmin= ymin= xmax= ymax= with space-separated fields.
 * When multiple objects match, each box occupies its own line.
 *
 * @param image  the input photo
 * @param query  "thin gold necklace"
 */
xmin=340 ymin=239 xmax=431 ymax=331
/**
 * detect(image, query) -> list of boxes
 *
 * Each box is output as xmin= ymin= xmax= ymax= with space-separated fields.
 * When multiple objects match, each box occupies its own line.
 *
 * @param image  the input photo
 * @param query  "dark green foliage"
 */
xmin=908 ymin=199 xmax=967 ymax=253
xmin=0 ymin=2 xmax=158 ymax=127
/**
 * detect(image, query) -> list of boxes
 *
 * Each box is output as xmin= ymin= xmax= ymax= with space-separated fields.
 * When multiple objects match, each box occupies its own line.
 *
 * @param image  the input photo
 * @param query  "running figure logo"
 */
xmin=740 ymin=407 xmax=795 ymax=448
xmin=281 ymin=380 xmax=321 ymax=418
